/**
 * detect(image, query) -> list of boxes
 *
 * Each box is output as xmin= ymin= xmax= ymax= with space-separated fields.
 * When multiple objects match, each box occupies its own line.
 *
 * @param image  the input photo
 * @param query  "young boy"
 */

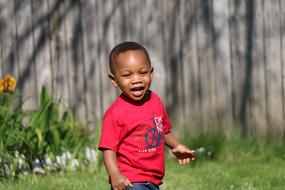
xmin=98 ymin=41 xmax=195 ymax=190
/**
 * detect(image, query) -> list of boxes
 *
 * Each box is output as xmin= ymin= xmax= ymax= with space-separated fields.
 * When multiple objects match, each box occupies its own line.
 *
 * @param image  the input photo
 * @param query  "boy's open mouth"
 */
xmin=131 ymin=87 xmax=144 ymax=97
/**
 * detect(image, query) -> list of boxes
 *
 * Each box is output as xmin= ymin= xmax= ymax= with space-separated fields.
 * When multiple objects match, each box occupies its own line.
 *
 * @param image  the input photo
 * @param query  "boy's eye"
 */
xmin=140 ymin=70 xmax=149 ymax=75
xmin=122 ymin=73 xmax=131 ymax=77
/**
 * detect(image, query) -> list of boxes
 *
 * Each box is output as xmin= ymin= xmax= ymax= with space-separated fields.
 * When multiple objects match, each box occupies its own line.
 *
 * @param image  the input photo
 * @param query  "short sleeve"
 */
xmin=160 ymin=101 xmax=172 ymax=135
xmin=98 ymin=113 xmax=122 ymax=152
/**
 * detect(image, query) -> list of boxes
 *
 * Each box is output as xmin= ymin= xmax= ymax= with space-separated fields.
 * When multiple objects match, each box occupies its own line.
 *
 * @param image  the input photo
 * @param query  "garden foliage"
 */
xmin=0 ymin=75 xmax=97 ymax=179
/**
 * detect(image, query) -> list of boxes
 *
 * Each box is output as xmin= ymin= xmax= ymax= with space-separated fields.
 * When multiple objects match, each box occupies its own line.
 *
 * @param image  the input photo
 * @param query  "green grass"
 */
xmin=163 ymin=158 xmax=285 ymax=190
xmin=1 ymin=129 xmax=285 ymax=190
xmin=0 ymin=168 xmax=109 ymax=190
xmin=1 ymin=156 xmax=284 ymax=190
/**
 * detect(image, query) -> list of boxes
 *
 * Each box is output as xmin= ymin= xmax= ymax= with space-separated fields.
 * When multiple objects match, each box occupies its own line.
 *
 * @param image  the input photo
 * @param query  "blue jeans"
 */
xmin=125 ymin=182 xmax=160 ymax=190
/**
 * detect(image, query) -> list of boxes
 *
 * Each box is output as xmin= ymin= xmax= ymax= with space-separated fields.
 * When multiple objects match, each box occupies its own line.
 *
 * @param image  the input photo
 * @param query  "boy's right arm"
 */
xmin=102 ymin=149 xmax=133 ymax=190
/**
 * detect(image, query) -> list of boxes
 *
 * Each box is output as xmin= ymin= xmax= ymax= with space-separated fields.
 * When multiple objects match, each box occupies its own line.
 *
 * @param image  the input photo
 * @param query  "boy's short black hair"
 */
xmin=109 ymin=41 xmax=151 ymax=74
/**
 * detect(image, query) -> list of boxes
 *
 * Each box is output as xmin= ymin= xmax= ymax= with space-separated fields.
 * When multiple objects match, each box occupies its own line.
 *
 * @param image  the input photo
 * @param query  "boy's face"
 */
xmin=109 ymin=50 xmax=153 ymax=102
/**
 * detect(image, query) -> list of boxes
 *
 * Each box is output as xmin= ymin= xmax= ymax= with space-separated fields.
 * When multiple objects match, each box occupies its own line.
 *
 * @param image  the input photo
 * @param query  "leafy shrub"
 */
xmin=0 ymin=75 xmax=97 ymax=179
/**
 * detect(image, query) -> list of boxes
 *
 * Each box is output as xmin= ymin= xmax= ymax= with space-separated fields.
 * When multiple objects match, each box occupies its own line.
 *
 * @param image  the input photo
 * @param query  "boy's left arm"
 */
xmin=164 ymin=132 xmax=195 ymax=164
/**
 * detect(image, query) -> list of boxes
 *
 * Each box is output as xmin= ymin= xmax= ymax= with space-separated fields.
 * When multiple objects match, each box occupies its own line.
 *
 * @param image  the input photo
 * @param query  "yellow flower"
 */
xmin=3 ymin=75 xmax=17 ymax=93
xmin=0 ymin=79 xmax=4 ymax=93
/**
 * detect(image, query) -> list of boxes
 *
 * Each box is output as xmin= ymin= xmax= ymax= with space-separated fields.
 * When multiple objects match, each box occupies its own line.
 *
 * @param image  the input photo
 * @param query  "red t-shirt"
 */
xmin=98 ymin=91 xmax=172 ymax=185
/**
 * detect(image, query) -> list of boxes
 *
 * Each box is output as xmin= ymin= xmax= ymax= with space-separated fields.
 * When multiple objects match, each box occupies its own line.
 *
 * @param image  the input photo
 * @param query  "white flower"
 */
xmin=56 ymin=155 xmax=65 ymax=166
xmin=85 ymin=147 xmax=97 ymax=162
xmin=56 ymin=151 xmax=73 ymax=167
xmin=195 ymin=147 xmax=205 ymax=154
xmin=71 ymin=159 xmax=79 ymax=170
xmin=18 ymin=158 xmax=24 ymax=168
xmin=62 ymin=151 xmax=72 ymax=161
xmin=14 ymin=151 xmax=19 ymax=158
xmin=18 ymin=158 xmax=28 ymax=175
xmin=43 ymin=154 xmax=53 ymax=170
xmin=32 ymin=159 xmax=44 ymax=175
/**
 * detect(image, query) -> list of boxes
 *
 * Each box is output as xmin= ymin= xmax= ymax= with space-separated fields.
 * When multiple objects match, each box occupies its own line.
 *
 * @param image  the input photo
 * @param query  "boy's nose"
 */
xmin=131 ymin=74 xmax=142 ymax=84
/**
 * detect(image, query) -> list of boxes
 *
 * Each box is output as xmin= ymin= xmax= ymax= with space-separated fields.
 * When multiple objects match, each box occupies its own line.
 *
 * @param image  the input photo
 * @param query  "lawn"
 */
xmin=163 ymin=158 xmax=285 ymax=190
xmin=1 ymin=156 xmax=284 ymax=190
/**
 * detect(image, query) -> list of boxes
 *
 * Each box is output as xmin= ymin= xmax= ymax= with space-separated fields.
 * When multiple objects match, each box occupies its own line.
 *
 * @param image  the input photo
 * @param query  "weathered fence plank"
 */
xmin=212 ymin=0 xmax=232 ymax=127
xmin=67 ymin=0 xmax=88 ymax=122
xmin=32 ymin=0 xmax=53 ymax=104
xmin=251 ymin=0 xmax=268 ymax=136
xmin=0 ymin=0 xmax=15 ymax=77
xmin=80 ymin=0 xmax=98 ymax=125
xmin=143 ymin=0 xmax=165 ymax=104
xmin=179 ymin=0 xmax=198 ymax=128
xmin=263 ymin=0 xmax=283 ymax=134
xmin=229 ymin=0 xmax=248 ymax=134
xmin=54 ymin=0 xmax=71 ymax=111
xmin=281 ymin=0 xmax=285 ymax=134
xmin=195 ymin=0 xmax=216 ymax=128
xmin=16 ymin=0 xmax=39 ymax=109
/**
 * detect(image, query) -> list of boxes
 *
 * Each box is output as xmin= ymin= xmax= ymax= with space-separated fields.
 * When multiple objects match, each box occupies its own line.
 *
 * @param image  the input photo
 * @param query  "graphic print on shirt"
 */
xmin=144 ymin=116 xmax=164 ymax=148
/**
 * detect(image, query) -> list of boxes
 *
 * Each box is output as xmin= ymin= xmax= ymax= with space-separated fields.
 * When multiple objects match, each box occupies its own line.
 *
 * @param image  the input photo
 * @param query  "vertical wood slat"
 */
xmin=81 ymin=0 xmax=97 ymax=125
xmin=92 ymin=0 xmax=118 ymax=120
xmin=94 ymin=0 xmax=103 ymax=120
xmin=280 ymin=0 xmax=285 ymax=133
xmin=212 ymin=0 xmax=232 ymax=126
xmin=55 ymin=0 xmax=70 ymax=111
xmin=60 ymin=0 xmax=78 ymax=118
xmin=78 ymin=0 xmax=89 ymax=123
xmin=179 ymin=0 xmax=194 ymax=126
xmin=176 ymin=0 xmax=187 ymax=126
xmin=162 ymin=1 xmax=183 ymax=122
xmin=99 ymin=1 xmax=118 ymax=118
xmin=195 ymin=0 xmax=215 ymax=127
xmin=228 ymin=0 xmax=247 ymax=131
xmin=31 ymin=0 xmax=50 ymax=106
xmin=161 ymin=0 xmax=169 ymax=112
xmin=251 ymin=0 xmax=267 ymax=136
xmin=263 ymin=0 xmax=283 ymax=134
xmin=143 ymin=1 xmax=166 ymax=105
xmin=179 ymin=0 xmax=199 ymax=126
xmin=62 ymin=0 xmax=73 ymax=111
xmin=0 ymin=0 xmax=17 ymax=78
xmin=15 ymin=0 xmax=38 ymax=110
xmin=68 ymin=0 xmax=87 ymax=122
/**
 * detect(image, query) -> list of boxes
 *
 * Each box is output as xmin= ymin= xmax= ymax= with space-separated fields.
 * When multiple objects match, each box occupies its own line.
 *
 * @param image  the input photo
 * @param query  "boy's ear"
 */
xmin=108 ymin=74 xmax=118 ymax=87
xmin=151 ymin=67 xmax=154 ymax=74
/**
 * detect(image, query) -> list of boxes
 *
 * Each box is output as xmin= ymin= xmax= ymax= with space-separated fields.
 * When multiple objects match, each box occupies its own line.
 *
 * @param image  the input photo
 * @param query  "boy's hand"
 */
xmin=171 ymin=144 xmax=195 ymax=165
xmin=110 ymin=173 xmax=133 ymax=190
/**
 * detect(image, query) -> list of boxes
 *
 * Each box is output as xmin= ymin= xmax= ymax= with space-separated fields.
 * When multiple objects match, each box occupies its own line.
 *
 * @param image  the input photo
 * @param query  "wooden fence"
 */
xmin=0 ymin=0 xmax=284 ymax=137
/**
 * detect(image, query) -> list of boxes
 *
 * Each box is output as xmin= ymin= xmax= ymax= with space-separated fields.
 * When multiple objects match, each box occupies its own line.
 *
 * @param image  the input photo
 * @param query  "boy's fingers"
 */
xmin=187 ymin=149 xmax=195 ymax=154
xmin=186 ymin=158 xmax=190 ymax=163
xmin=126 ymin=180 xmax=133 ymax=187
xmin=188 ymin=150 xmax=195 ymax=156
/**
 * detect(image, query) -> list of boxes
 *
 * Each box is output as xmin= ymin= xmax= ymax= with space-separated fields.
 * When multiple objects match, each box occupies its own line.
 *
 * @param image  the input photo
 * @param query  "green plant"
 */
xmin=23 ymin=86 xmax=93 ymax=166
xmin=0 ymin=83 xmax=96 ymax=179
xmin=0 ymin=75 xmax=27 ymax=178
